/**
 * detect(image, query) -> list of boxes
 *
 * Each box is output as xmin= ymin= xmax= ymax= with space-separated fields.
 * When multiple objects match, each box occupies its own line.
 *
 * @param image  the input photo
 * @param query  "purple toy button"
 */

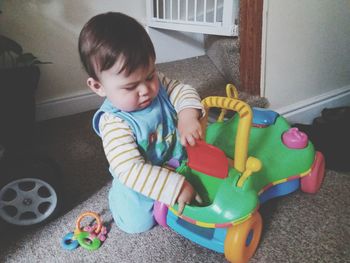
xmin=167 ymin=158 xmax=180 ymax=169
xmin=282 ymin=127 xmax=308 ymax=149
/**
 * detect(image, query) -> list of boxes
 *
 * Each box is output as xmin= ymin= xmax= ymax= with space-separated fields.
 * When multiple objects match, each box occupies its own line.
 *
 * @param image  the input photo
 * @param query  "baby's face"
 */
xmin=97 ymin=58 xmax=159 ymax=112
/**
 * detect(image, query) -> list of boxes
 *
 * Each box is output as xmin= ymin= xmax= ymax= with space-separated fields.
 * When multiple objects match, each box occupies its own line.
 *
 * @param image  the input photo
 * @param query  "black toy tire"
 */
xmin=0 ymin=155 xmax=61 ymax=226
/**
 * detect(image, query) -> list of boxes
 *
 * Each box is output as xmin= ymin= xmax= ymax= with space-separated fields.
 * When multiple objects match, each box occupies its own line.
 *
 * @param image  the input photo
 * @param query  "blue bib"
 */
xmin=93 ymin=83 xmax=185 ymax=167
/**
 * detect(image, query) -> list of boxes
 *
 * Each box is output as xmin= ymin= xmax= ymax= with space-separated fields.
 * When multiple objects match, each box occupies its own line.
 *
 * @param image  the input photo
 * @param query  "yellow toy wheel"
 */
xmin=224 ymin=212 xmax=262 ymax=263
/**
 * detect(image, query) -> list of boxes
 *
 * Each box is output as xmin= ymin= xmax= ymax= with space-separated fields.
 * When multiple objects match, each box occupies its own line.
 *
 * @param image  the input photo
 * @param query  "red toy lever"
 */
xmin=186 ymin=140 xmax=229 ymax=179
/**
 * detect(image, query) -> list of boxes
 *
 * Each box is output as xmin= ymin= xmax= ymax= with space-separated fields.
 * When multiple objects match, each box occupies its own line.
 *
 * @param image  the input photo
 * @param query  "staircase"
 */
xmin=149 ymin=0 xmax=268 ymax=108
xmin=157 ymin=35 xmax=268 ymax=108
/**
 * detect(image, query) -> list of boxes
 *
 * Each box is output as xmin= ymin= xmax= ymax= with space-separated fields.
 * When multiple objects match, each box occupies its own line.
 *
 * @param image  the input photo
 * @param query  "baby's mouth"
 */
xmin=140 ymin=99 xmax=151 ymax=107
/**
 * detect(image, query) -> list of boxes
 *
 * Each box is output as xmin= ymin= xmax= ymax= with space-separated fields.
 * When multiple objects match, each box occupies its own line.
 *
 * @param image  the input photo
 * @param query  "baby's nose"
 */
xmin=139 ymin=83 xmax=149 ymax=96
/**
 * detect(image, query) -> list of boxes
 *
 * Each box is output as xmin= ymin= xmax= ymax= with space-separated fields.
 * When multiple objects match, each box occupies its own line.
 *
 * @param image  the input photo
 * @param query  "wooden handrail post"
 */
xmin=239 ymin=0 xmax=264 ymax=96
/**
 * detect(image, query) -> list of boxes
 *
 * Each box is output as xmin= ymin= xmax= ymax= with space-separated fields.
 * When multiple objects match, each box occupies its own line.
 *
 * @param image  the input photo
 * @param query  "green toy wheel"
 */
xmin=76 ymin=231 xmax=101 ymax=251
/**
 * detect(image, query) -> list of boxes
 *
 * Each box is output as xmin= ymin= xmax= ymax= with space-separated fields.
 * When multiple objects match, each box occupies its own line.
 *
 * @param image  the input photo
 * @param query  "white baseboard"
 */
xmin=275 ymin=86 xmax=350 ymax=124
xmin=36 ymin=92 xmax=103 ymax=121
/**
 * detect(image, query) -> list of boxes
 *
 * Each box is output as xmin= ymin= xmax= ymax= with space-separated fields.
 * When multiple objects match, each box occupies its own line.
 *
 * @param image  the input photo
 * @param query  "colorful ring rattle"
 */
xmin=61 ymin=211 xmax=107 ymax=251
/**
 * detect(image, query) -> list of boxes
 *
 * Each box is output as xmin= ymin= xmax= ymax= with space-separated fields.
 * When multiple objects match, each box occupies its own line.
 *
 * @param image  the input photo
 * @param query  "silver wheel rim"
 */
xmin=0 ymin=178 xmax=57 ymax=225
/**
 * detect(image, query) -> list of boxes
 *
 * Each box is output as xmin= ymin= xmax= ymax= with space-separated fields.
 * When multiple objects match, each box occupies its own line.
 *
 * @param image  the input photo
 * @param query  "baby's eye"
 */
xmin=124 ymin=85 xmax=137 ymax=91
xmin=146 ymin=74 xmax=154 ymax=81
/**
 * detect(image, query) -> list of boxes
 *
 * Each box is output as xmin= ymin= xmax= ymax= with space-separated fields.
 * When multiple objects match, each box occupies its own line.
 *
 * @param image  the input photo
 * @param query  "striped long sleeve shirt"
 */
xmin=98 ymin=72 xmax=203 ymax=206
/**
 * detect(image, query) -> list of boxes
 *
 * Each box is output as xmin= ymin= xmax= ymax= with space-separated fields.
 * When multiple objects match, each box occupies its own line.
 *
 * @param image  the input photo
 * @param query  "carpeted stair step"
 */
xmin=204 ymin=35 xmax=240 ymax=88
xmin=157 ymin=55 xmax=268 ymax=109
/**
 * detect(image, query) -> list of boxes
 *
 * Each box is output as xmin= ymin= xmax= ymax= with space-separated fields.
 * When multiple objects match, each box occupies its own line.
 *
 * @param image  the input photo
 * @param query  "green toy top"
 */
xmin=170 ymin=96 xmax=315 ymax=227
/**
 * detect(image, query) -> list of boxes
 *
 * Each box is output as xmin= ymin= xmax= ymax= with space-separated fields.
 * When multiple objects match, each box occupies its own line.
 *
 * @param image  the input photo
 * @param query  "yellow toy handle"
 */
xmin=226 ymin=83 xmax=239 ymax=99
xmin=237 ymin=157 xmax=262 ymax=187
xmin=217 ymin=84 xmax=239 ymax=122
xmin=201 ymin=96 xmax=253 ymax=173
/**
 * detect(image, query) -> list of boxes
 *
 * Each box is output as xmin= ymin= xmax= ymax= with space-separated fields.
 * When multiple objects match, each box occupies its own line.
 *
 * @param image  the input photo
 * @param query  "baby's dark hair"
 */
xmin=78 ymin=12 xmax=156 ymax=80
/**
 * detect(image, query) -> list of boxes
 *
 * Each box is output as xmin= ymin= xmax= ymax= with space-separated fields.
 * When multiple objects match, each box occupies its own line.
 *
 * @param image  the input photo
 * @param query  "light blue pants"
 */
xmin=109 ymin=178 xmax=156 ymax=233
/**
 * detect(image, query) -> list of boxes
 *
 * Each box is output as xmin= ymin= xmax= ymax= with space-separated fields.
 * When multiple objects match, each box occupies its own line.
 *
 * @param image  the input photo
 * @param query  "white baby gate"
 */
xmin=146 ymin=0 xmax=239 ymax=36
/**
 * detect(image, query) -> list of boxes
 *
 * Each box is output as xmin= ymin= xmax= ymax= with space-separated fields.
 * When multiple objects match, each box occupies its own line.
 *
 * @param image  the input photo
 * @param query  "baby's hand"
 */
xmin=177 ymin=108 xmax=202 ymax=146
xmin=176 ymin=180 xmax=202 ymax=215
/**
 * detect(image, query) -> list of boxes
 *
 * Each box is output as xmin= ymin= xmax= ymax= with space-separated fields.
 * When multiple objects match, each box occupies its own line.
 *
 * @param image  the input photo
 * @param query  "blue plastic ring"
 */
xmin=61 ymin=232 xmax=79 ymax=250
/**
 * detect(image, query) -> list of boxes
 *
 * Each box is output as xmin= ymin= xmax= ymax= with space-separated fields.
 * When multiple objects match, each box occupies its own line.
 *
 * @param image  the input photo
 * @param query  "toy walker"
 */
xmin=154 ymin=84 xmax=325 ymax=263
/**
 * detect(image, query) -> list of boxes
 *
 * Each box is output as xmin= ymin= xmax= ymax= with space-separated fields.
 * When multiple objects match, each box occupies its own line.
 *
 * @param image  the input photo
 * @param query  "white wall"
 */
xmin=0 ymin=0 xmax=204 ymax=115
xmin=0 ymin=0 xmax=146 ymax=104
xmin=4 ymin=0 xmax=348 ymax=122
xmin=148 ymin=28 xmax=204 ymax=64
xmin=261 ymin=0 xmax=350 ymax=122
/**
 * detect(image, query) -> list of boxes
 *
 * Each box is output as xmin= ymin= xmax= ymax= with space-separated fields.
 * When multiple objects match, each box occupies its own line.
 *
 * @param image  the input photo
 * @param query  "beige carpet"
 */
xmin=157 ymin=55 xmax=269 ymax=109
xmin=0 ymin=109 xmax=349 ymax=263
xmin=0 ymin=54 xmax=347 ymax=262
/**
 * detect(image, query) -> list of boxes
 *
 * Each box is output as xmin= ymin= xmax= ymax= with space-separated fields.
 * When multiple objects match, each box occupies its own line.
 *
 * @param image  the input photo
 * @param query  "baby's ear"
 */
xmin=87 ymin=77 xmax=106 ymax=97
